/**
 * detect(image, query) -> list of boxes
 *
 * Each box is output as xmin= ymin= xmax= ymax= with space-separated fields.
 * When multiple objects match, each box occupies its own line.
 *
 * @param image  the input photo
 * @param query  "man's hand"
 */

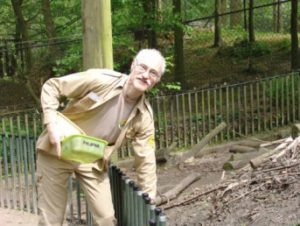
xmin=47 ymin=122 xmax=62 ymax=157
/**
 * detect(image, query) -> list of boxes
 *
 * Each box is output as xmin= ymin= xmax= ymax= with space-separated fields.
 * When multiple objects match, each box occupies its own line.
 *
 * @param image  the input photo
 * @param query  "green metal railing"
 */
xmin=109 ymin=165 xmax=166 ymax=226
xmin=0 ymin=132 xmax=167 ymax=225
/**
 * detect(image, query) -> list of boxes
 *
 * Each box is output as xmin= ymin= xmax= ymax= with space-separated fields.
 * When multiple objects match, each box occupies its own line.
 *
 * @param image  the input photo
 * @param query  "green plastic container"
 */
xmin=61 ymin=134 xmax=108 ymax=163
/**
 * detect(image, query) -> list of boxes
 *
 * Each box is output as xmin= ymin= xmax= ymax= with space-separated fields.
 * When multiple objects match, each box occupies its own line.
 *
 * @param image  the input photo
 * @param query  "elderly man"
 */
xmin=36 ymin=49 xmax=166 ymax=226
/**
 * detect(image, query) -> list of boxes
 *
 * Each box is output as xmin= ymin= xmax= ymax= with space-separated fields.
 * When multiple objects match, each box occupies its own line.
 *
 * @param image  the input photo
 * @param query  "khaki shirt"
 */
xmin=36 ymin=69 xmax=157 ymax=198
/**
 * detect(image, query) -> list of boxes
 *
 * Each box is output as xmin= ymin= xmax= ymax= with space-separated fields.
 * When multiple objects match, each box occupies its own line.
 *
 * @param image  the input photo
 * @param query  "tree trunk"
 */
xmin=247 ymin=0 xmax=255 ymax=72
xmin=41 ymin=0 xmax=60 ymax=78
xmin=155 ymin=173 xmax=201 ymax=205
xmin=177 ymin=122 xmax=227 ymax=164
xmin=143 ymin=0 xmax=157 ymax=48
xmin=243 ymin=0 xmax=247 ymax=31
xmin=82 ymin=0 xmax=113 ymax=70
xmin=291 ymin=123 xmax=300 ymax=139
xmin=173 ymin=0 xmax=185 ymax=88
xmin=214 ymin=0 xmax=222 ymax=47
xmin=230 ymin=0 xmax=242 ymax=28
xmin=11 ymin=0 xmax=32 ymax=74
xmin=220 ymin=0 xmax=227 ymax=26
xmin=291 ymin=0 xmax=299 ymax=71
xmin=248 ymin=0 xmax=255 ymax=43
xmin=273 ymin=0 xmax=282 ymax=33
xmin=11 ymin=0 xmax=40 ymax=105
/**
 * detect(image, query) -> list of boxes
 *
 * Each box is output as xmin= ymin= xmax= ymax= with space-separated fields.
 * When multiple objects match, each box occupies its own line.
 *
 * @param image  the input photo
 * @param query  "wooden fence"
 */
xmin=152 ymin=72 xmax=300 ymax=149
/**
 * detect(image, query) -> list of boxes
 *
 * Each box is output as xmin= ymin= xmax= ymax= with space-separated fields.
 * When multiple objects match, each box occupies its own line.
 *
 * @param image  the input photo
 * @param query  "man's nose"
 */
xmin=141 ymin=70 xmax=151 ymax=78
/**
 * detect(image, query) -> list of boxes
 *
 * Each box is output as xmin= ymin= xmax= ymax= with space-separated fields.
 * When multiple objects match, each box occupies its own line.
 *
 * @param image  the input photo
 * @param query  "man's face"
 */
xmin=128 ymin=55 xmax=162 ymax=93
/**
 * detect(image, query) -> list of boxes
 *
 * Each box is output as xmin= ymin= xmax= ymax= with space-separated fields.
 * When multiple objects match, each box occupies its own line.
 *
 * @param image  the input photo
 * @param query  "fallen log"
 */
xmin=272 ymin=136 xmax=300 ymax=161
xmin=291 ymin=123 xmax=300 ymax=139
xmin=176 ymin=122 xmax=227 ymax=164
xmin=229 ymin=145 xmax=257 ymax=153
xmin=155 ymin=173 xmax=201 ymax=206
xmin=235 ymin=140 xmax=264 ymax=148
xmin=250 ymin=137 xmax=294 ymax=168
xmin=116 ymin=142 xmax=177 ymax=168
xmin=156 ymin=142 xmax=177 ymax=163
xmin=260 ymin=138 xmax=287 ymax=148
xmin=223 ymin=148 xmax=269 ymax=170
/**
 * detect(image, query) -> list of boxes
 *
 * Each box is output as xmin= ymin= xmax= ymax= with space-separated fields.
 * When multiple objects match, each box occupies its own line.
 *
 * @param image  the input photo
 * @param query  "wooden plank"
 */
xmin=181 ymin=94 xmax=187 ymax=147
xmin=231 ymin=87 xmax=236 ymax=139
xmin=262 ymin=81 xmax=267 ymax=130
xmin=286 ymin=75 xmax=290 ymax=124
xmin=156 ymin=98 xmax=163 ymax=148
xmin=298 ymin=73 xmax=300 ymax=120
xmin=225 ymin=86 xmax=229 ymax=139
xmin=250 ymin=84 xmax=254 ymax=133
xmin=201 ymin=90 xmax=206 ymax=138
xmin=291 ymin=73 xmax=296 ymax=122
xmin=243 ymin=86 xmax=248 ymax=136
xmin=213 ymin=89 xmax=218 ymax=141
xmin=281 ymin=77 xmax=285 ymax=125
xmin=237 ymin=87 xmax=242 ymax=136
xmin=170 ymin=97 xmax=175 ymax=144
xmin=275 ymin=77 xmax=279 ymax=127
xmin=175 ymin=95 xmax=181 ymax=147
xmin=219 ymin=88 xmax=223 ymax=141
xmin=0 ymin=139 xmax=3 ymax=207
xmin=162 ymin=97 xmax=169 ymax=147
xmin=269 ymin=79 xmax=273 ymax=129
xmin=188 ymin=93 xmax=193 ymax=146
xmin=207 ymin=90 xmax=211 ymax=133
xmin=256 ymin=82 xmax=261 ymax=132
xmin=195 ymin=92 xmax=199 ymax=143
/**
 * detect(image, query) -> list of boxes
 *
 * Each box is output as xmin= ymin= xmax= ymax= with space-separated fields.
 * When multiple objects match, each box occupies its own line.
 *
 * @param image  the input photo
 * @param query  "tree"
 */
xmin=214 ymin=0 xmax=222 ymax=47
xmin=141 ymin=0 xmax=158 ymax=48
xmin=272 ymin=0 xmax=281 ymax=33
xmin=173 ymin=0 xmax=185 ymax=88
xmin=82 ymin=0 xmax=113 ymax=70
xmin=291 ymin=0 xmax=299 ymax=70
xmin=220 ymin=0 xmax=228 ymax=26
xmin=230 ymin=0 xmax=242 ymax=28
xmin=11 ymin=0 xmax=32 ymax=74
xmin=248 ymin=0 xmax=255 ymax=43
xmin=247 ymin=0 xmax=255 ymax=72
xmin=41 ymin=0 xmax=60 ymax=77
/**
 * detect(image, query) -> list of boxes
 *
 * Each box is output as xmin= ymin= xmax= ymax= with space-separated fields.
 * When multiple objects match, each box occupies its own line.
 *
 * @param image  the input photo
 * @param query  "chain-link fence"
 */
xmin=0 ymin=0 xmax=298 ymax=107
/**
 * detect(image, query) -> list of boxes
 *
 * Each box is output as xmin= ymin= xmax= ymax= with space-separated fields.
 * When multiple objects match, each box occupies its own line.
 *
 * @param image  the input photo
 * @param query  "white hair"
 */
xmin=134 ymin=49 xmax=166 ymax=75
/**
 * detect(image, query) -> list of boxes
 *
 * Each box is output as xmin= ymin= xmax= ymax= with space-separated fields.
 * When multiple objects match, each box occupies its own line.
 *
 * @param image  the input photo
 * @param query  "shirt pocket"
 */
xmin=64 ymin=92 xmax=101 ymax=113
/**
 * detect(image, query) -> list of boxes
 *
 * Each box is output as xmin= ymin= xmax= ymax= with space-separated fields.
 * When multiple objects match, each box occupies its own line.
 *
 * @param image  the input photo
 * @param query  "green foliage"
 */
xmin=53 ymin=42 xmax=82 ymax=77
xmin=276 ymin=38 xmax=291 ymax=51
xmin=149 ymin=82 xmax=182 ymax=97
xmin=229 ymin=40 xmax=272 ymax=59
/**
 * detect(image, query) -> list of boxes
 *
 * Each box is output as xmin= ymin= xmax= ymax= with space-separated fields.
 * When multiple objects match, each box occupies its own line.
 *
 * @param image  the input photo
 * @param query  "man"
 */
xmin=36 ymin=49 xmax=166 ymax=226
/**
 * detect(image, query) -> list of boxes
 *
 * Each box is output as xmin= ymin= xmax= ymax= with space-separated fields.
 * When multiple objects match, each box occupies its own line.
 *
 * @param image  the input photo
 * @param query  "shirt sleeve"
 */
xmin=131 ymin=113 xmax=157 ymax=199
xmin=40 ymin=70 xmax=109 ymax=125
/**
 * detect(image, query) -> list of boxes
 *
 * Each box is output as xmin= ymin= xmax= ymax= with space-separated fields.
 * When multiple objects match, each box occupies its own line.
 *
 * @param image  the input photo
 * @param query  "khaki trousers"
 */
xmin=36 ymin=151 xmax=116 ymax=226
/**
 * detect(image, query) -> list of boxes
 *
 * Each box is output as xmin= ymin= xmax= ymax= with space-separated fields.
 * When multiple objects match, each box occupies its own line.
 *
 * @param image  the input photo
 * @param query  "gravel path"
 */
xmin=0 ymin=208 xmax=39 ymax=226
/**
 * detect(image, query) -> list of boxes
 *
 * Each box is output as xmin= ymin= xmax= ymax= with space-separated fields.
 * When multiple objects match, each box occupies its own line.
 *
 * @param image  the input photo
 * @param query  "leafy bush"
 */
xmin=230 ymin=39 xmax=271 ymax=59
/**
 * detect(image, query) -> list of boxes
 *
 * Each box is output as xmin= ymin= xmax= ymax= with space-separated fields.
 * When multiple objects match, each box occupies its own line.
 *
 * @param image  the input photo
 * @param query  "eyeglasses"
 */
xmin=135 ymin=63 xmax=160 ymax=80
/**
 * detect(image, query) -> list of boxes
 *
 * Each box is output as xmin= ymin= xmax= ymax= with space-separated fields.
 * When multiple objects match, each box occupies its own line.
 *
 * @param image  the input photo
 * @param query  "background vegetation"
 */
xmin=0 ymin=0 xmax=299 ymax=111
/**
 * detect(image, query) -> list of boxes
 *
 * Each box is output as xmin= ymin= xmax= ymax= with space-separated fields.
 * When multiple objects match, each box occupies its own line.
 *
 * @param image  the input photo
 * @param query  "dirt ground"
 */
xmin=154 ymin=142 xmax=300 ymax=226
